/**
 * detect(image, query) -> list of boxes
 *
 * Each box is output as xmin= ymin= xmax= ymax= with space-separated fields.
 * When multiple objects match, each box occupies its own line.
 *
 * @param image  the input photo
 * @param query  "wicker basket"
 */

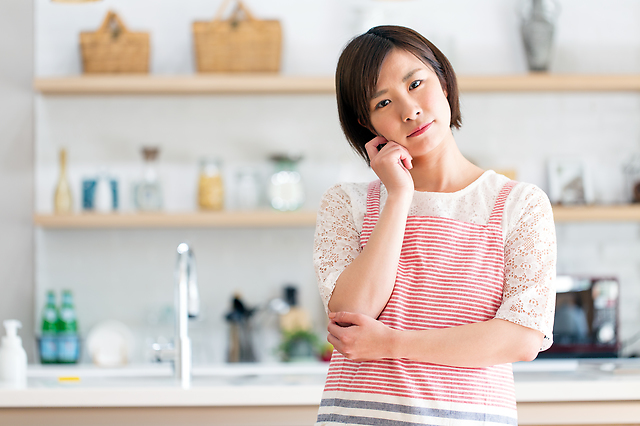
xmin=193 ymin=0 xmax=282 ymax=73
xmin=80 ymin=11 xmax=149 ymax=74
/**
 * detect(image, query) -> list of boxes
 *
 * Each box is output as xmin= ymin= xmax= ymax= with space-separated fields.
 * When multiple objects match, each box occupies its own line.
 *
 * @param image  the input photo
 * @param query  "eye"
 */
xmin=375 ymin=99 xmax=390 ymax=109
xmin=409 ymin=80 xmax=422 ymax=90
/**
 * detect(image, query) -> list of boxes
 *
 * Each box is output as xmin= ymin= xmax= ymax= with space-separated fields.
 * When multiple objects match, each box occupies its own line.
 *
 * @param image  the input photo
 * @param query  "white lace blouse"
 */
xmin=313 ymin=170 xmax=556 ymax=351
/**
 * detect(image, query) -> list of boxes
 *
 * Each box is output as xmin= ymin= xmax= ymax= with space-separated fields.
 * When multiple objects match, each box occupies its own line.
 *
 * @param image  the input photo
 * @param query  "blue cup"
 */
xmin=82 ymin=178 xmax=119 ymax=211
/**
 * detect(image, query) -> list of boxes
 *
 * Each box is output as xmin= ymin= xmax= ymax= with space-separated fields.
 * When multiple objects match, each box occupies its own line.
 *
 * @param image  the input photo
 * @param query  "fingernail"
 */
xmin=328 ymin=312 xmax=336 ymax=318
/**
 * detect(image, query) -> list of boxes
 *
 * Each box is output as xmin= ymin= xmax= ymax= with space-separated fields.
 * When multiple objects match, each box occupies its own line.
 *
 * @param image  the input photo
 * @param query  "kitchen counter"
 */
xmin=2 ymin=359 xmax=640 ymax=425
xmin=2 ymin=363 xmax=329 ymax=408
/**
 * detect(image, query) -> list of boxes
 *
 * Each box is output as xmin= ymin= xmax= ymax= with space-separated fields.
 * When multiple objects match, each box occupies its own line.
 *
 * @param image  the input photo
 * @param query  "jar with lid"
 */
xmin=267 ymin=154 xmax=305 ymax=212
xmin=198 ymin=158 xmax=224 ymax=211
xmin=134 ymin=147 xmax=163 ymax=211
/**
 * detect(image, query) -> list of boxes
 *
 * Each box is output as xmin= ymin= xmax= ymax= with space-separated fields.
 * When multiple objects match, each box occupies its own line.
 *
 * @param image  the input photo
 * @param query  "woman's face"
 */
xmin=368 ymin=48 xmax=453 ymax=158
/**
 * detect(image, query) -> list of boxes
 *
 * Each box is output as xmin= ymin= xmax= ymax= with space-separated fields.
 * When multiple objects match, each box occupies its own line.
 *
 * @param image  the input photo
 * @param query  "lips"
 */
xmin=408 ymin=121 xmax=433 ymax=138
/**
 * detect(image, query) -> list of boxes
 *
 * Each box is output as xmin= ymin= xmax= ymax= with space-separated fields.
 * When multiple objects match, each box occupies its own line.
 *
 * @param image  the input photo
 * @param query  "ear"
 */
xmin=358 ymin=118 xmax=377 ymax=135
xmin=439 ymin=79 xmax=448 ymax=98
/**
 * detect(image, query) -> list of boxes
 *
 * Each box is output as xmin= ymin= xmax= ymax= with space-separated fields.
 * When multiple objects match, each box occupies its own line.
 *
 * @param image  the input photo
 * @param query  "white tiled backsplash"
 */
xmin=33 ymin=0 xmax=640 ymax=362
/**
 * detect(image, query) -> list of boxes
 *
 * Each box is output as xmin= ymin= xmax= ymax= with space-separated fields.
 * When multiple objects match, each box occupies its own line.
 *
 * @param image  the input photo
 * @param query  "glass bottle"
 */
xmin=39 ymin=291 xmax=59 ymax=364
xmin=94 ymin=172 xmax=114 ymax=213
xmin=235 ymin=168 xmax=261 ymax=210
xmin=54 ymin=148 xmax=73 ymax=214
xmin=622 ymin=153 xmax=640 ymax=203
xmin=56 ymin=290 xmax=79 ymax=364
xmin=197 ymin=158 xmax=224 ymax=211
xmin=134 ymin=147 xmax=163 ymax=211
xmin=267 ymin=154 xmax=305 ymax=212
xmin=520 ymin=0 xmax=560 ymax=72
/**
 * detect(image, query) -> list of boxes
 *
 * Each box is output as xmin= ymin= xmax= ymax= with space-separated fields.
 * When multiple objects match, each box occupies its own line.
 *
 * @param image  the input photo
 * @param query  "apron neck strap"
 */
xmin=365 ymin=180 xmax=382 ymax=218
xmin=488 ymin=180 xmax=518 ymax=226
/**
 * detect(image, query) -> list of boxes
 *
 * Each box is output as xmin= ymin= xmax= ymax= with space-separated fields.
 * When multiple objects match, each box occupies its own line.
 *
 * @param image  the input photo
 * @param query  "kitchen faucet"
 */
xmin=153 ymin=242 xmax=200 ymax=388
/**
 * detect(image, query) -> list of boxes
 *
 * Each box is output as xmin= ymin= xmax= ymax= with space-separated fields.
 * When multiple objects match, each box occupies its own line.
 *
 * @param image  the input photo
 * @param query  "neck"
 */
xmin=408 ymin=132 xmax=484 ymax=193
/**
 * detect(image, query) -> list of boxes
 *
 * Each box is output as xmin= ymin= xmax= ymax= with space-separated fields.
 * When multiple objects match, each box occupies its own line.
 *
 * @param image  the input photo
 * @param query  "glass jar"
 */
xmin=134 ymin=147 xmax=163 ymax=211
xmin=267 ymin=154 xmax=304 ymax=212
xmin=198 ymin=158 xmax=224 ymax=211
xmin=235 ymin=169 xmax=261 ymax=210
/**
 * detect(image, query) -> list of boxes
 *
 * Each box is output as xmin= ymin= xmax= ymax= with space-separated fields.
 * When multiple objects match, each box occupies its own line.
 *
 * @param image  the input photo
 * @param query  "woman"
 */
xmin=314 ymin=26 xmax=556 ymax=426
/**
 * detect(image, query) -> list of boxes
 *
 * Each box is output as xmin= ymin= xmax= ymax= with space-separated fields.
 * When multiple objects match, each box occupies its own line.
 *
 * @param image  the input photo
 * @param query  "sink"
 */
xmin=26 ymin=362 xmax=330 ymax=388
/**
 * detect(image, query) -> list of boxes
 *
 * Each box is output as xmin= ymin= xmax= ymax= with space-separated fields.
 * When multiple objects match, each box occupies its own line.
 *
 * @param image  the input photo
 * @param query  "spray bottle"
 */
xmin=0 ymin=320 xmax=28 ymax=387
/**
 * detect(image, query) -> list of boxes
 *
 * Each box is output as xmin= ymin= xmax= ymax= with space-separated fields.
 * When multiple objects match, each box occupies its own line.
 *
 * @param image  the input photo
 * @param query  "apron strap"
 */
xmin=488 ymin=180 xmax=518 ymax=226
xmin=365 ymin=180 xmax=381 ymax=219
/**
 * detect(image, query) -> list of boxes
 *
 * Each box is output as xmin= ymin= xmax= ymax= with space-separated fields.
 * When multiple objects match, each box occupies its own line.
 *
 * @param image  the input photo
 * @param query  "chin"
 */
xmin=408 ymin=140 xmax=443 ymax=157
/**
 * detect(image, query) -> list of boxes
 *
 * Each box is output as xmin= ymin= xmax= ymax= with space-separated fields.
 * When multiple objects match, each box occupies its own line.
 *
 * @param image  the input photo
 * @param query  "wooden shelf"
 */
xmin=461 ymin=74 xmax=640 ymax=92
xmin=552 ymin=204 xmax=640 ymax=222
xmin=34 ymin=205 xmax=640 ymax=228
xmin=33 ymin=211 xmax=318 ymax=229
xmin=33 ymin=74 xmax=640 ymax=95
xmin=34 ymin=75 xmax=335 ymax=95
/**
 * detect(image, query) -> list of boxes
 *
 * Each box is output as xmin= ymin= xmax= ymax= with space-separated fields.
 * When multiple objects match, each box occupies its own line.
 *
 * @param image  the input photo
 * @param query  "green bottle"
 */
xmin=39 ymin=290 xmax=58 ymax=364
xmin=56 ymin=290 xmax=79 ymax=364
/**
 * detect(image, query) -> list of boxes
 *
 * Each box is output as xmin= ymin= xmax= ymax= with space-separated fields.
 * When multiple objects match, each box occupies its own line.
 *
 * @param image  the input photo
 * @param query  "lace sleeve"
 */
xmin=313 ymin=184 xmax=362 ymax=315
xmin=495 ymin=185 xmax=557 ymax=351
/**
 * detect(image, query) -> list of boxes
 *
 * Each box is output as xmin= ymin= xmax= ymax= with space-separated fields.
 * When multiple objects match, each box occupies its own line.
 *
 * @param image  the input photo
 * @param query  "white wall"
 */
xmin=32 ymin=0 xmax=640 ymax=362
xmin=35 ymin=0 xmax=640 ymax=76
xmin=0 ymin=0 xmax=35 ymax=359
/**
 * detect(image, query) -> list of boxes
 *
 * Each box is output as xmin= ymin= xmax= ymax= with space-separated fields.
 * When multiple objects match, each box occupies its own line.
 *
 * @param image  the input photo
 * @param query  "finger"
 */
xmin=382 ymin=142 xmax=413 ymax=170
xmin=377 ymin=141 xmax=409 ymax=165
xmin=327 ymin=333 xmax=341 ymax=351
xmin=400 ymin=151 xmax=413 ymax=170
xmin=332 ymin=311 xmax=364 ymax=326
xmin=382 ymin=143 xmax=412 ymax=170
xmin=364 ymin=136 xmax=387 ymax=161
xmin=369 ymin=135 xmax=388 ymax=149
xmin=327 ymin=322 xmax=344 ymax=337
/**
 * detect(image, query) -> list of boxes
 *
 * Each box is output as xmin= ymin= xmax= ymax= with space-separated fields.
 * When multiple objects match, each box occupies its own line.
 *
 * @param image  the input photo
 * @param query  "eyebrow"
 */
xmin=371 ymin=68 xmax=422 ymax=100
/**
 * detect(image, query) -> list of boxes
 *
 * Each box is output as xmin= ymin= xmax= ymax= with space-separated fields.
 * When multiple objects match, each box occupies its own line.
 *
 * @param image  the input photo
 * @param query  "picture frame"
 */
xmin=547 ymin=159 xmax=594 ymax=205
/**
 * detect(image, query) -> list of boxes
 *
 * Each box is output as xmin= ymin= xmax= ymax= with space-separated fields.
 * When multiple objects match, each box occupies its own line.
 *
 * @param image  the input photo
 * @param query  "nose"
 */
xmin=401 ymin=100 xmax=421 ymax=122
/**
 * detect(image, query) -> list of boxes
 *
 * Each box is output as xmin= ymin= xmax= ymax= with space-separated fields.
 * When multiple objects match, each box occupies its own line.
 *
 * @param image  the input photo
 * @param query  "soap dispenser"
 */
xmin=0 ymin=320 xmax=28 ymax=387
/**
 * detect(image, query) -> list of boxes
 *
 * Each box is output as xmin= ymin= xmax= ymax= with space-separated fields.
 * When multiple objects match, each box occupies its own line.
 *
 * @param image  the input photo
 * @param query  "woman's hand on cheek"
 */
xmin=326 ymin=311 xmax=395 ymax=362
xmin=364 ymin=137 xmax=414 ymax=197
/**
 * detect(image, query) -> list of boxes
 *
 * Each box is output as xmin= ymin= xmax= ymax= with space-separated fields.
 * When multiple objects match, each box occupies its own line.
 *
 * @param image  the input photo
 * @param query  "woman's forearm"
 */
xmin=389 ymin=318 xmax=544 ymax=367
xmin=328 ymin=192 xmax=412 ymax=318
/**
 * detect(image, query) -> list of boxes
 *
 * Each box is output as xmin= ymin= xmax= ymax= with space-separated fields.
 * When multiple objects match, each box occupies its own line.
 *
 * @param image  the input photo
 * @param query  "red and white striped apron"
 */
xmin=317 ymin=179 xmax=518 ymax=426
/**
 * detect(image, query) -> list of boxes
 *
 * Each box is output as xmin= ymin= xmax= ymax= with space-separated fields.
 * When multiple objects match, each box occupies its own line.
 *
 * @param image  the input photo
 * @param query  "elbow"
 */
xmin=496 ymin=319 xmax=543 ymax=362
xmin=517 ymin=345 xmax=540 ymax=362
xmin=514 ymin=331 xmax=544 ymax=362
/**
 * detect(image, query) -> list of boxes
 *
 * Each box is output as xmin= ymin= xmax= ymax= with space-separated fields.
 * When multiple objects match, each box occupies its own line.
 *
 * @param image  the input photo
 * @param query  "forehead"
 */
xmin=376 ymin=48 xmax=432 ymax=84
